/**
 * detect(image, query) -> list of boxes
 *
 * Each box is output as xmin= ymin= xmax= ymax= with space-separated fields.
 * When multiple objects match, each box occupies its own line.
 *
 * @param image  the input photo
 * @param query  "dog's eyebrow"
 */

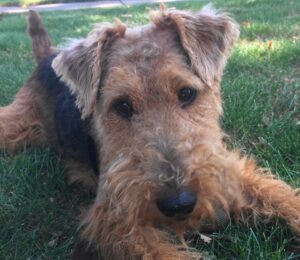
xmin=158 ymin=66 xmax=205 ymax=91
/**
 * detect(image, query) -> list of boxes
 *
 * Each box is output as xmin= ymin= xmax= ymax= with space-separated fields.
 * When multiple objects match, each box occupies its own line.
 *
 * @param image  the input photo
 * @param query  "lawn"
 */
xmin=0 ymin=0 xmax=299 ymax=258
xmin=0 ymin=0 xmax=100 ymax=7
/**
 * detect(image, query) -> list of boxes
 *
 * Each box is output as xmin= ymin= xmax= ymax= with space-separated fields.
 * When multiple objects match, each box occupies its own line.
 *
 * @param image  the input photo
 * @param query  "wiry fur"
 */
xmin=27 ymin=10 xmax=52 ymax=63
xmin=0 ymin=5 xmax=300 ymax=260
xmin=0 ymin=73 xmax=49 ymax=152
xmin=52 ymin=20 xmax=126 ymax=118
xmin=150 ymin=6 xmax=240 ymax=87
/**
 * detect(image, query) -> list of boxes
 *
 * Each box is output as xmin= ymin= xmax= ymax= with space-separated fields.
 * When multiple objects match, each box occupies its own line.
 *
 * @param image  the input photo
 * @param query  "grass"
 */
xmin=0 ymin=0 xmax=299 ymax=258
xmin=0 ymin=0 xmax=101 ymax=8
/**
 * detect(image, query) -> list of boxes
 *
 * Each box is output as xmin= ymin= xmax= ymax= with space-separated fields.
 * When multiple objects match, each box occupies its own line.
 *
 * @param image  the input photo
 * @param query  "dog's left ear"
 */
xmin=52 ymin=21 xmax=126 ymax=119
xmin=151 ymin=5 xmax=239 ymax=87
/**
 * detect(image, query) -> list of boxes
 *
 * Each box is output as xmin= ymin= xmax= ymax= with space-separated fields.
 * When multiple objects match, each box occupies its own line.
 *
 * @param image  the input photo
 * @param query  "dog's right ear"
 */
xmin=52 ymin=21 xmax=126 ymax=119
xmin=151 ymin=5 xmax=239 ymax=87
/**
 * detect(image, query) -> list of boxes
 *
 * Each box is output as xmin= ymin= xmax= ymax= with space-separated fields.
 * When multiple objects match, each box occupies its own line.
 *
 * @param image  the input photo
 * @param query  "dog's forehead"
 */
xmin=108 ymin=24 xmax=185 ymax=70
xmin=100 ymin=24 xmax=200 ymax=98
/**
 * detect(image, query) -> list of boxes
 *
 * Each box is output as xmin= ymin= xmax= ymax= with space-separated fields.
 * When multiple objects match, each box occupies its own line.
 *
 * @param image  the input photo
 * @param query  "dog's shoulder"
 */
xmin=37 ymin=54 xmax=99 ymax=174
xmin=37 ymin=53 xmax=65 ymax=96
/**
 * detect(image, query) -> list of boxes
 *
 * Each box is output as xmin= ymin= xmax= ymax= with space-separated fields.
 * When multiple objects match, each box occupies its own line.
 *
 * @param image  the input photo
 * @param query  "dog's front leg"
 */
xmin=238 ymin=160 xmax=300 ymax=235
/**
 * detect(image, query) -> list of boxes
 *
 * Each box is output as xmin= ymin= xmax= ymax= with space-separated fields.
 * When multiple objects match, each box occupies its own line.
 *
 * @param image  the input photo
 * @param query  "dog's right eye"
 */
xmin=178 ymin=87 xmax=197 ymax=108
xmin=113 ymin=100 xmax=134 ymax=120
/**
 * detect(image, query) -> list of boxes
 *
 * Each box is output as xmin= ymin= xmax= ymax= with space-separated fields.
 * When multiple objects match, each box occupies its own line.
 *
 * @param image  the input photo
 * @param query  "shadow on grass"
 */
xmin=0 ymin=149 xmax=94 ymax=258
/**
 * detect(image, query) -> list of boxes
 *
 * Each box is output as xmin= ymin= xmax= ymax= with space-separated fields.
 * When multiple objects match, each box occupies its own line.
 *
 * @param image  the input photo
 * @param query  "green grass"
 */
xmin=0 ymin=0 xmax=299 ymax=258
xmin=0 ymin=0 xmax=100 ymax=7
xmin=0 ymin=0 xmax=45 ymax=7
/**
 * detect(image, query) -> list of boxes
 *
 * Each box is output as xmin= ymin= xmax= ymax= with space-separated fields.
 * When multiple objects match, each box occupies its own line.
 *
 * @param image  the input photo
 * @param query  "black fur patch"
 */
xmin=37 ymin=54 xmax=99 ymax=174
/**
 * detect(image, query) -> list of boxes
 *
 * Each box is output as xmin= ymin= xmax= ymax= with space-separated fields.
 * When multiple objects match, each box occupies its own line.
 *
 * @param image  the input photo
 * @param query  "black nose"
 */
xmin=156 ymin=188 xmax=197 ymax=218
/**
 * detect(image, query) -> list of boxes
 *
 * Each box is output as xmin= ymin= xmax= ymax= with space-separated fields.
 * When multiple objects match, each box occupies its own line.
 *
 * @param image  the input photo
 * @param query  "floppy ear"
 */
xmin=151 ymin=5 xmax=239 ymax=87
xmin=52 ymin=21 xmax=126 ymax=119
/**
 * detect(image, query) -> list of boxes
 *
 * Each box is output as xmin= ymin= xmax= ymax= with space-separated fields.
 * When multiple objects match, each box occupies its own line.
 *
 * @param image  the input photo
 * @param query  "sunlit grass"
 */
xmin=0 ymin=0 xmax=96 ymax=7
xmin=0 ymin=0 xmax=49 ymax=7
xmin=0 ymin=0 xmax=299 ymax=258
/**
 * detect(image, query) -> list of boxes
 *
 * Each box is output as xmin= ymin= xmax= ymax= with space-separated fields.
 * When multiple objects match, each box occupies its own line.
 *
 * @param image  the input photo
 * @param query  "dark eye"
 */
xmin=178 ymin=87 xmax=197 ymax=107
xmin=113 ymin=99 xmax=134 ymax=119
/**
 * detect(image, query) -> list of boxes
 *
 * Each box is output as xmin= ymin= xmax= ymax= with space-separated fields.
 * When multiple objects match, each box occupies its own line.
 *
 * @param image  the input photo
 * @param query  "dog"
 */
xmin=0 ymin=5 xmax=299 ymax=259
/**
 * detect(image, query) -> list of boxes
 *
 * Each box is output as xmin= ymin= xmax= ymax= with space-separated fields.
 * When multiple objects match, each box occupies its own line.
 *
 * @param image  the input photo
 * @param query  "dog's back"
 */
xmin=0 ymin=11 xmax=98 ymax=190
xmin=0 ymin=11 xmax=53 ymax=152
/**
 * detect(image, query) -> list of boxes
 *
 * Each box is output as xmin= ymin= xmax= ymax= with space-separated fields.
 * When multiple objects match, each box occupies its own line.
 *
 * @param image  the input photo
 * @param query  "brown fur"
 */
xmin=0 ymin=11 xmax=54 ymax=152
xmin=0 ymin=74 xmax=50 ymax=152
xmin=64 ymin=157 xmax=98 ymax=193
xmin=27 ymin=10 xmax=52 ymax=63
xmin=1 ymin=6 xmax=300 ymax=260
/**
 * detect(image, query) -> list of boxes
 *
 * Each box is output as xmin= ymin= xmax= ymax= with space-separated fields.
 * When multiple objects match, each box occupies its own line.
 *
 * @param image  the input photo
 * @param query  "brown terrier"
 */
xmin=0 ymin=6 xmax=299 ymax=259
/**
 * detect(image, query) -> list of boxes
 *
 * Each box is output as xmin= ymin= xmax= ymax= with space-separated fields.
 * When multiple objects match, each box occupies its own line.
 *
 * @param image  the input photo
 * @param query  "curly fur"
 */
xmin=0 ymin=5 xmax=299 ymax=260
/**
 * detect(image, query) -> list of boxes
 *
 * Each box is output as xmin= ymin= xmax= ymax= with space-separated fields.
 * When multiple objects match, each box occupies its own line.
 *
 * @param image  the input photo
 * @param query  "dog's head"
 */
xmin=53 ymin=4 xmax=243 ymax=242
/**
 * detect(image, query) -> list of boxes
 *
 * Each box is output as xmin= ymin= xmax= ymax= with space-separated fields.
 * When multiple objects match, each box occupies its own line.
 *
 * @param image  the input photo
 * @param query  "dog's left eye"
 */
xmin=113 ymin=99 xmax=134 ymax=120
xmin=178 ymin=87 xmax=197 ymax=108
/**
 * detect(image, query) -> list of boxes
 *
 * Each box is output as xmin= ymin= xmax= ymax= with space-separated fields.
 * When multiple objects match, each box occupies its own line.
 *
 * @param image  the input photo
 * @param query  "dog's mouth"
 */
xmin=154 ymin=201 xmax=230 ymax=234
xmin=157 ymin=204 xmax=196 ymax=222
xmin=173 ymin=213 xmax=191 ymax=221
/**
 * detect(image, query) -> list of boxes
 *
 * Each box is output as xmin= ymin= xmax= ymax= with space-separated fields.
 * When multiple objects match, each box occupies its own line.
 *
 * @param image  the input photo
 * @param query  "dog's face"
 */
xmin=53 ymin=6 xmax=243 ymax=234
